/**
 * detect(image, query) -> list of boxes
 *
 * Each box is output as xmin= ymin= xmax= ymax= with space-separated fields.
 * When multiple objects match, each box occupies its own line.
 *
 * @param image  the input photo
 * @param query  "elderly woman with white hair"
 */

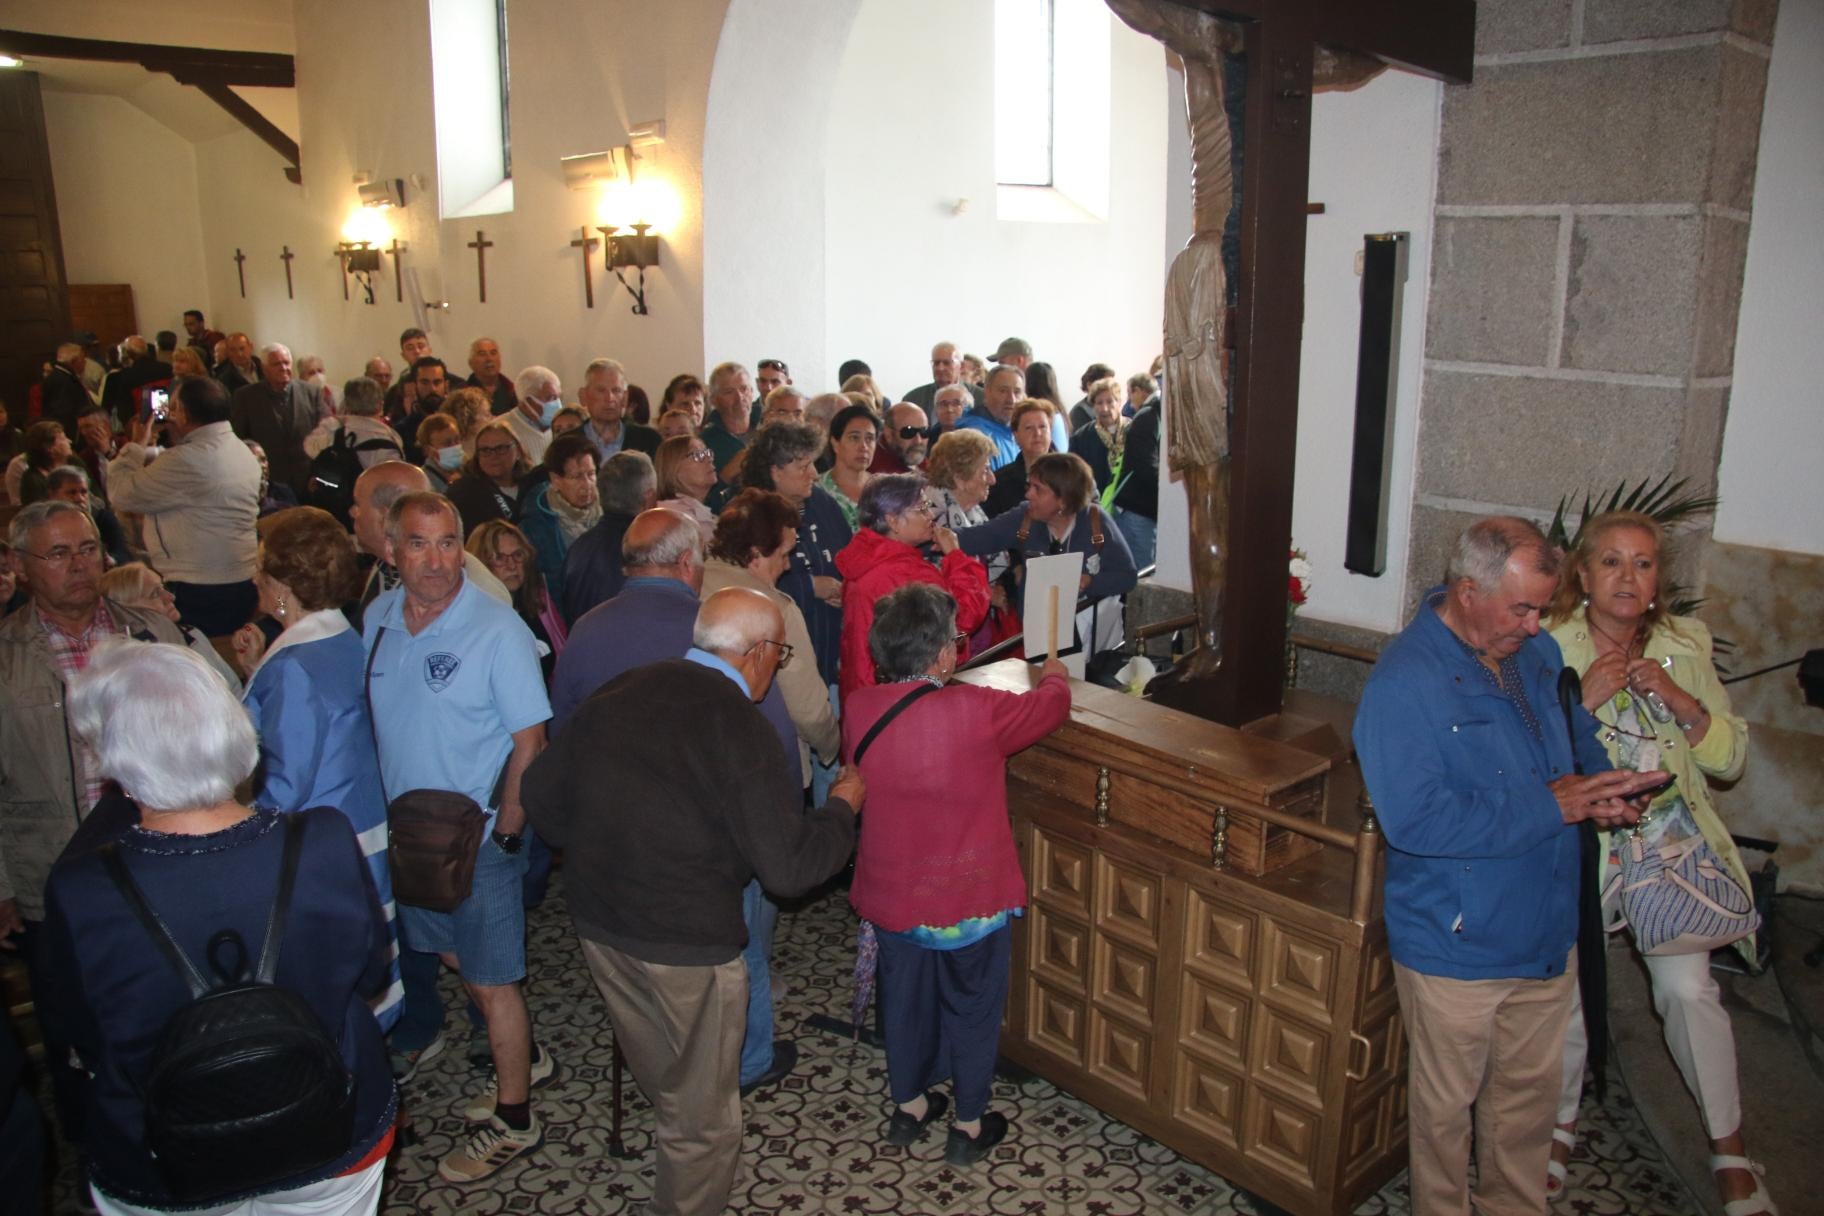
xmin=36 ymin=640 xmax=397 ymax=1215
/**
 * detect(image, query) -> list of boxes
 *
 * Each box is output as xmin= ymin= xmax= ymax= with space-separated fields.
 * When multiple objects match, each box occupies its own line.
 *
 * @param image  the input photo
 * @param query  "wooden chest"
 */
xmin=959 ymin=662 xmax=1406 ymax=1216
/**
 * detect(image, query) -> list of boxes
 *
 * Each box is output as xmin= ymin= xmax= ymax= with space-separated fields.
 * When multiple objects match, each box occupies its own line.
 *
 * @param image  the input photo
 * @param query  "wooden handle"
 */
xmin=1047 ymin=585 xmax=1060 ymax=661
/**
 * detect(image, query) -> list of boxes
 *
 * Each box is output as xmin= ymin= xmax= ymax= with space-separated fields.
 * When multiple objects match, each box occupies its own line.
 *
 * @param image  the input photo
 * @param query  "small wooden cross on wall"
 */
xmin=570 ymin=226 xmax=600 ymax=309
xmin=233 ymin=248 xmax=247 ymax=298
xmin=279 ymin=245 xmax=295 ymax=299
xmin=467 ymin=229 xmax=494 ymax=304
xmin=388 ymin=238 xmax=405 ymax=303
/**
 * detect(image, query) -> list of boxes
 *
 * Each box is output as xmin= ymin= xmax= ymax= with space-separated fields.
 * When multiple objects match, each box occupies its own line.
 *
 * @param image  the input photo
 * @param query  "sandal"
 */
xmin=1546 ymin=1126 xmax=1576 ymax=1198
xmin=1711 ymin=1154 xmax=1779 ymax=1216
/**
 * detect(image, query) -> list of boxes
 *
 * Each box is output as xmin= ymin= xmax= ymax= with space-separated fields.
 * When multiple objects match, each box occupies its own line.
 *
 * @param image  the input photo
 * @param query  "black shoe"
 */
xmin=884 ymin=1092 xmax=950 ymax=1146
xmin=738 ymin=1038 xmax=798 ymax=1096
xmin=944 ymin=1112 xmax=1008 ymax=1166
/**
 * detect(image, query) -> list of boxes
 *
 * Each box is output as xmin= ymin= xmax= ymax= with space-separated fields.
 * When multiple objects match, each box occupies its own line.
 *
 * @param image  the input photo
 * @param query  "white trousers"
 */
xmin=91 ymin=1157 xmax=385 ymax=1216
xmin=1558 ymin=949 xmax=1742 ymax=1138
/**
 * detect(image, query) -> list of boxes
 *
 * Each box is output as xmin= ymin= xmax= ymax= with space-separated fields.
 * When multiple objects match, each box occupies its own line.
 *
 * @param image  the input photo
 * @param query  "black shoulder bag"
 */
xmin=852 ymin=682 xmax=942 ymax=765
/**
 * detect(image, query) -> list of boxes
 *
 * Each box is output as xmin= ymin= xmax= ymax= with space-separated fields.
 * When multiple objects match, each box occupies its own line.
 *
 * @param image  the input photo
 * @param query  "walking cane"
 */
xmin=1558 ymin=666 xmax=1608 ymax=1101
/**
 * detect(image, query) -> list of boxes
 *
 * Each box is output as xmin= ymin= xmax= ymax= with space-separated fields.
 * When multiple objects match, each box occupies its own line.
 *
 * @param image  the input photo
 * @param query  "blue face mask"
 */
xmin=434 ymin=444 xmax=463 ymax=471
xmin=539 ymin=397 xmax=563 ymax=428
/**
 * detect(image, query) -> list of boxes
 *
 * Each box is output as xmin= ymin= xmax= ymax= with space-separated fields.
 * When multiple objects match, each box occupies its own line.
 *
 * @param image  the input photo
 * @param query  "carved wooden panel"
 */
xmin=1031 ymin=826 xmax=1092 ymax=919
xmin=1171 ymin=1050 xmax=1244 ymax=1147
xmin=1341 ymin=1088 xmax=1389 ymax=1178
xmin=1095 ymin=852 xmax=1162 ymax=948
xmin=1027 ymin=977 xmax=1087 ymax=1068
xmin=1178 ymin=971 xmax=1250 ymax=1065
xmin=1092 ymin=934 xmax=1157 ymax=1026
xmin=1029 ymin=905 xmax=1089 ymax=992
xmin=1260 ymin=916 xmax=1341 ymax=1025
xmin=1245 ymin=1088 xmax=1323 ymax=1190
xmin=1089 ymin=1009 xmax=1152 ymax=1102
xmin=1250 ymin=1004 xmax=1331 ymax=1107
xmin=1183 ymin=888 xmax=1256 ymax=989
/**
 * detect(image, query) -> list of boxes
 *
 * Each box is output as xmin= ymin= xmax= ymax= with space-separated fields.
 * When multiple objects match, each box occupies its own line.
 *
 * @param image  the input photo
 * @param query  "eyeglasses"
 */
xmin=24 ymin=541 xmax=101 ymax=566
xmin=684 ymin=448 xmax=716 ymax=463
xmin=896 ymin=425 xmax=925 ymax=440
xmin=757 ymin=359 xmax=789 ymax=374
xmin=476 ymin=443 xmax=517 ymax=458
xmin=952 ymin=631 xmax=967 ymax=646
xmin=748 ymin=638 xmax=795 ymax=668
xmin=491 ymin=550 xmax=526 ymax=565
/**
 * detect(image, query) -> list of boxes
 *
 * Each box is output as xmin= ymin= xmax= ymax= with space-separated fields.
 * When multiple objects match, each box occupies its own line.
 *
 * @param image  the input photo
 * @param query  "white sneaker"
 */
xmin=460 ymin=1040 xmax=557 ymax=1121
xmin=437 ymin=1112 xmax=543 ymax=1183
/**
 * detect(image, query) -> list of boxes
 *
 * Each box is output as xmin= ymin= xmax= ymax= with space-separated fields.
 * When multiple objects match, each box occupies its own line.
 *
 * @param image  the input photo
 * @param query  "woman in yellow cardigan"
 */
xmin=1544 ymin=510 xmax=1773 ymax=1215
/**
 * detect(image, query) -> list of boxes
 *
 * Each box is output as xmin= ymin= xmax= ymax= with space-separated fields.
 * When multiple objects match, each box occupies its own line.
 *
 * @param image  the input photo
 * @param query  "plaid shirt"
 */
xmin=36 ymin=601 xmax=119 ymax=812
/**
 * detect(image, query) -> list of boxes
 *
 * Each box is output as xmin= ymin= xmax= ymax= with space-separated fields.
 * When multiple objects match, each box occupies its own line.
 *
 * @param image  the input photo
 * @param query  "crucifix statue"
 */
xmin=1108 ymin=0 xmax=1468 ymax=725
xmin=233 ymin=247 xmax=247 ymax=298
xmin=570 ymin=226 xmax=600 ymax=309
xmin=279 ymin=245 xmax=295 ymax=299
xmin=467 ymin=229 xmax=494 ymax=304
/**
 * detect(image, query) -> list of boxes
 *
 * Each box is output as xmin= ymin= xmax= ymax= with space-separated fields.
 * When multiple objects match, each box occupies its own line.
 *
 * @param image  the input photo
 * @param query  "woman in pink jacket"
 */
xmin=834 ymin=473 xmax=988 ymax=700
xmin=844 ymin=583 xmax=1070 ymax=1165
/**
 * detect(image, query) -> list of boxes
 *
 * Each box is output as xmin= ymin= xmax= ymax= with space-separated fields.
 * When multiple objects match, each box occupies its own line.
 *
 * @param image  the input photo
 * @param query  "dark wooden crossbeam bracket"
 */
xmin=0 ymin=29 xmax=300 ymax=182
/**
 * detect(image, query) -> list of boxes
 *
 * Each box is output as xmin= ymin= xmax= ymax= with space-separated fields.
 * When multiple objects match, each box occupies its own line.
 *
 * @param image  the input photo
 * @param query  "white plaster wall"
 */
xmin=701 ymin=0 xmax=861 ymax=387
xmin=820 ymin=0 xmax=1167 ymax=398
xmin=41 ymin=90 xmax=212 ymax=336
xmin=182 ymin=0 xmax=726 ymax=397
xmin=1714 ymin=0 xmax=1824 ymax=558
xmin=1151 ymin=67 xmax=1442 ymax=634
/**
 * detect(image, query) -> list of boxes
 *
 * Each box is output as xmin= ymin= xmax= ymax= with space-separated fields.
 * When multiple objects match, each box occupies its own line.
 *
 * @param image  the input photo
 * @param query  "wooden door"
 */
xmin=0 ymin=72 xmax=70 ymax=423
xmin=69 ymin=283 xmax=137 ymax=355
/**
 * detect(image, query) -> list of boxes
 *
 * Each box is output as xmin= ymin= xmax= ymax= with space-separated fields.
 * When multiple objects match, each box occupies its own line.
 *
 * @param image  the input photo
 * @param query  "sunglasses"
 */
xmin=758 ymin=360 xmax=789 ymax=374
xmin=896 ymin=425 xmax=925 ymax=440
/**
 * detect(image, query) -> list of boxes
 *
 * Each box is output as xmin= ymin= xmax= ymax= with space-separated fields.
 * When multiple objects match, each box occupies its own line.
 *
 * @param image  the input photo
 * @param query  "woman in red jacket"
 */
xmin=844 ymin=584 xmax=1070 ymax=1165
xmin=834 ymin=473 xmax=988 ymax=700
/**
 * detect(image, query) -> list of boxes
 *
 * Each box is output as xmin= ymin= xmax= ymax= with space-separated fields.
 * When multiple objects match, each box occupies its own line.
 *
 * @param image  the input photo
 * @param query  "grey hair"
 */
xmin=933 ymin=383 xmax=972 ymax=409
xmin=858 ymin=473 xmax=928 ymax=535
xmin=599 ymin=450 xmax=656 ymax=515
xmin=764 ymin=384 xmax=808 ymax=410
xmin=383 ymin=490 xmax=462 ymax=546
xmin=8 ymin=499 xmax=96 ymax=554
xmin=708 ymin=361 xmax=750 ymax=394
xmin=341 ymin=376 xmax=384 ymax=417
xmin=55 ymin=342 xmax=83 ymax=364
xmin=741 ymin=421 xmax=823 ymax=491
xmin=44 ymin=466 xmax=88 ymax=493
xmin=297 ymin=354 xmax=326 ymax=378
xmin=583 ymin=357 xmax=626 ymax=380
xmin=805 ymin=392 xmax=846 ymax=425
xmin=68 ymin=639 xmax=257 ymax=813
xmin=260 ymin=342 xmax=292 ymax=362
xmin=624 ymin=507 xmax=703 ymax=570
xmin=690 ymin=589 xmax=772 ymax=654
xmin=869 ymin=583 xmax=957 ymax=681
xmin=514 ymin=365 xmax=560 ymax=402
xmin=1447 ymin=516 xmax=1560 ymax=592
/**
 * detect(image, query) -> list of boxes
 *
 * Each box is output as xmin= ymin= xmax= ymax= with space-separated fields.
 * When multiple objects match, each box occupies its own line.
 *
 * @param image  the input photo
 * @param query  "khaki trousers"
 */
xmin=1394 ymin=952 xmax=1576 ymax=1216
xmin=579 ymin=938 xmax=747 ymax=1216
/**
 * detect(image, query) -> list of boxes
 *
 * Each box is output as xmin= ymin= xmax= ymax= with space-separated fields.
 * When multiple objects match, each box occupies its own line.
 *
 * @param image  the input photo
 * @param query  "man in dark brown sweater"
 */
xmin=524 ymin=587 xmax=862 ymax=1216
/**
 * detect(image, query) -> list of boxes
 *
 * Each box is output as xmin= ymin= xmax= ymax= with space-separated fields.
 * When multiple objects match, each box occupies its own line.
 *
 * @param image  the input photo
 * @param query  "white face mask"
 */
xmin=434 ymin=444 xmax=463 ymax=471
xmin=538 ymin=397 xmax=563 ymax=428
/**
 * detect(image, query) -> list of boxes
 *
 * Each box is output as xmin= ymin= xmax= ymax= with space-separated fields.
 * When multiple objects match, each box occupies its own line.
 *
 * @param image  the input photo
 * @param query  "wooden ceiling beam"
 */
xmin=1174 ymin=0 xmax=1476 ymax=82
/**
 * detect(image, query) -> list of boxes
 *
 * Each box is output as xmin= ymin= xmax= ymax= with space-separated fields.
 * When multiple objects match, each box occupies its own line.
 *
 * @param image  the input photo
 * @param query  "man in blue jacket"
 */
xmin=1354 ymin=516 xmax=1657 ymax=1216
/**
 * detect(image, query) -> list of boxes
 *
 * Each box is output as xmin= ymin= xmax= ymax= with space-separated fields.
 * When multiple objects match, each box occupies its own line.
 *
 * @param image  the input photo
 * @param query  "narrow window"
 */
xmin=995 ymin=0 xmax=1110 ymax=223
xmin=430 ymin=0 xmax=514 ymax=217
xmin=995 ymin=0 xmax=1055 ymax=187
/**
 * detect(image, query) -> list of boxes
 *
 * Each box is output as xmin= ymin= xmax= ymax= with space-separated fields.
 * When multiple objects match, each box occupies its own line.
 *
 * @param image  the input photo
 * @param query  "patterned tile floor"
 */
xmin=47 ymin=873 xmax=1700 ymax=1214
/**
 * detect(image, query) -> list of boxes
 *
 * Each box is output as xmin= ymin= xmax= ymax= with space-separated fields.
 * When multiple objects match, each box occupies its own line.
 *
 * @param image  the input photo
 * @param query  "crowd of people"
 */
xmin=0 ymin=318 xmax=1775 ymax=1216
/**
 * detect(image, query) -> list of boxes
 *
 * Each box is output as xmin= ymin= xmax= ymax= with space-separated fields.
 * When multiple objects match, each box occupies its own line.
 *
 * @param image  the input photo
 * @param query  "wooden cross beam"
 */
xmin=570 ymin=226 xmax=601 ymax=309
xmin=467 ymin=230 xmax=494 ymax=304
xmin=1138 ymin=0 xmax=1472 ymax=726
xmin=233 ymin=247 xmax=246 ymax=298
xmin=279 ymin=245 xmax=294 ymax=299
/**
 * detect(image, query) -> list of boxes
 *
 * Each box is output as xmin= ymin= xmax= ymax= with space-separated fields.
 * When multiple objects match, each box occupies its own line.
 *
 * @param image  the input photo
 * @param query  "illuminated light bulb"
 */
xmin=341 ymin=207 xmax=391 ymax=247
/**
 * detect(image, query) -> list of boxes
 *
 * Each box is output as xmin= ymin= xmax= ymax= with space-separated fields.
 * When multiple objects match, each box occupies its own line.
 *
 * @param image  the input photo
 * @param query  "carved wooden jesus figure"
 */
xmin=1109 ymin=0 xmax=1240 ymax=678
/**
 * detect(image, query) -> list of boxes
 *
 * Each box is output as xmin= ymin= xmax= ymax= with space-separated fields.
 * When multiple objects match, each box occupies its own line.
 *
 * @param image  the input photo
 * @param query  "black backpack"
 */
xmin=308 ymin=427 xmax=401 ymax=526
xmin=102 ymin=813 xmax=357 ymax=1203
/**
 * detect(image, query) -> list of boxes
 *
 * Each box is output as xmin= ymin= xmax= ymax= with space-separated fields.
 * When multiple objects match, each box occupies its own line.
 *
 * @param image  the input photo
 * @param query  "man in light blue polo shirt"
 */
xmin=363 ymin=490 xmax=552 ymax=1184
xmin=955 ymin=364 xmax=1024 ymax=471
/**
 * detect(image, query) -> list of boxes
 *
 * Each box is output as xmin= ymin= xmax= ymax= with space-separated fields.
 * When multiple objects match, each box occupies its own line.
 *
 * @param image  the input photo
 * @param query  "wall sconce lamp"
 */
xmin=358 ymin=178 xmax=407 ymax=208
xmin=600 ymin=223 xmax=658 ymax=316
xmin=335 ymin=242 xmax=382 ymax=304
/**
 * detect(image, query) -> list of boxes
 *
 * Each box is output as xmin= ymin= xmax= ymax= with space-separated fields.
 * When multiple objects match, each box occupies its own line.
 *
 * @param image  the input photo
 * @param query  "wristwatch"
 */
xmin=492 ymin=829 xmax=524 ymax=854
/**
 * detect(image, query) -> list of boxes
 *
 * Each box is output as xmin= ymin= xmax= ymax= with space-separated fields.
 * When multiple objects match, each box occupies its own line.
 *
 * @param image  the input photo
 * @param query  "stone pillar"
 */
xmin=1405 ymin=0 xmax=1777 ymax=609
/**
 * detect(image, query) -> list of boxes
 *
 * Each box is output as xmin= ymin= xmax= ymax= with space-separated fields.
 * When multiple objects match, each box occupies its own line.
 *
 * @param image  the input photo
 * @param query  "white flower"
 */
xmin=1288 ymin=557 xmax=1314 ymax=581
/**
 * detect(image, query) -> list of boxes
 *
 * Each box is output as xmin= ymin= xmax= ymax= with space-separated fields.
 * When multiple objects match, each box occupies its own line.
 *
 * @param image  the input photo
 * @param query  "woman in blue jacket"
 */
xmin=236 ymin=506 xmax=400 ymax=1032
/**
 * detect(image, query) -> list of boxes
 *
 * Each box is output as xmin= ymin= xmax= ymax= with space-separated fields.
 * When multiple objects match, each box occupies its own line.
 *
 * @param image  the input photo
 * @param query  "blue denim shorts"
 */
xmin=396 ymin=835 xmax=528 ymax=986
